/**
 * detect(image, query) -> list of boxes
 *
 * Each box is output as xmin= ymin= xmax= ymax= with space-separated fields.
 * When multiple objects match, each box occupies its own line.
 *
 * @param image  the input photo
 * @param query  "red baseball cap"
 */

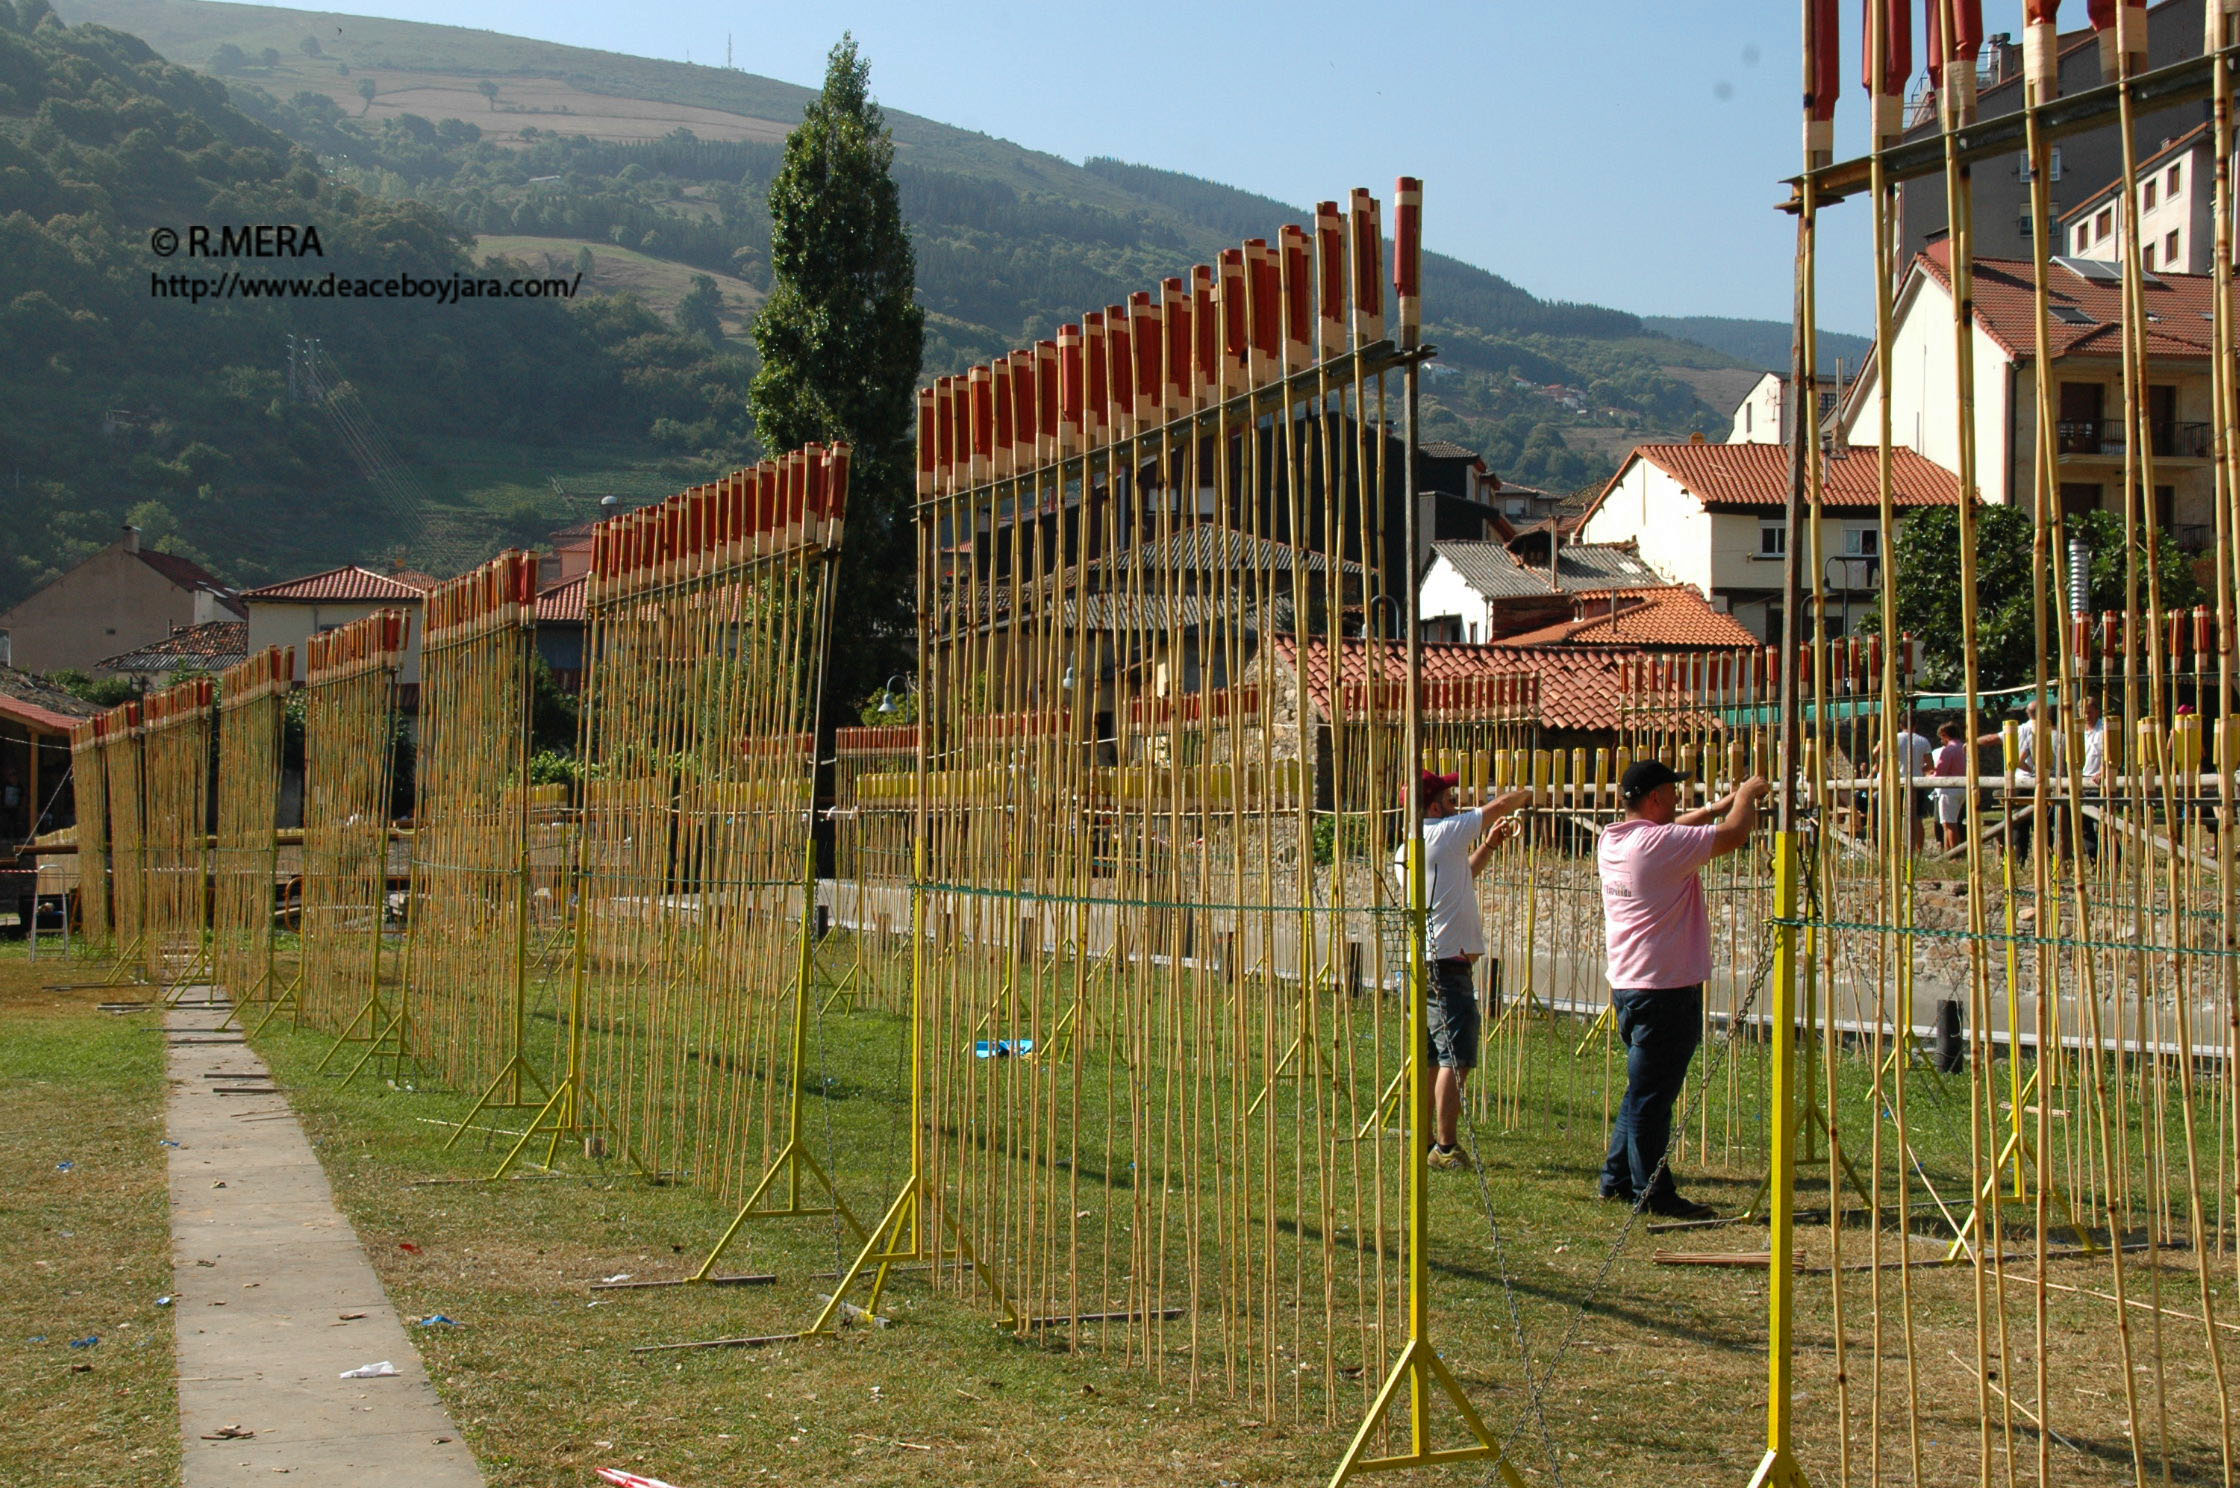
xmin=1416 ymin=769 xmax=1459 ymax=806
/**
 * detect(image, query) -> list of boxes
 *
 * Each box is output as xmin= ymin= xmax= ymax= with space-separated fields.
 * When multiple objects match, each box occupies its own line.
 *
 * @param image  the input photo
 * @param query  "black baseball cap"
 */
xmin=1619 ymin=759 xmax=1686 ymax=802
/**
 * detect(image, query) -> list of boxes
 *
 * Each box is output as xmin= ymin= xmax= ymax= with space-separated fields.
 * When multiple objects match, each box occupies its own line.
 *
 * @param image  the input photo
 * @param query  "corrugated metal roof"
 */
xmin=1431 ymin=540 xmax=1659 ymax=600
xmin=95 ymin=621 xmax=250 ymax=674
xmin=1093 ymin=526 xmax=1365 ymax=576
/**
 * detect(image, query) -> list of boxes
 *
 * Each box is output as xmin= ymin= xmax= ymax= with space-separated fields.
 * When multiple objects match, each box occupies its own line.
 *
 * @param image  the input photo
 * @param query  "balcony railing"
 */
xmin=2055 ymin=419 xmax=2212 ymax=458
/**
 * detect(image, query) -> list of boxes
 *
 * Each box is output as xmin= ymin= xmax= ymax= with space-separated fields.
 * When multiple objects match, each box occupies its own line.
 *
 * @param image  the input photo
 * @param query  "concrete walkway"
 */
xmin=166 ymin=998 xmax=483 ymax=1487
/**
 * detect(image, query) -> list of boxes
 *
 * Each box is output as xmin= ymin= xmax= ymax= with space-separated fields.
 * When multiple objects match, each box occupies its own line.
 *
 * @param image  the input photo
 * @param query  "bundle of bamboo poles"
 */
xmin=879 ymin=180 xmax=1487 ymax=1478
xmin=66 ymin=717 xmax=110 ymax=949
xmin=829 ymin=722 xmax=919 ymax=1015
xmin=570 ymin=444 xmax=849 ymax=1216
xmin=295 ymin=610 xmax=411 ymax=1053
xmin=402 ymin=551 xmax=543 ymax=1105
xmin=101 ymin=701 xmax=147 ymax=973
xmin=1704 ymin=1 xmax=2240 ymax=1481
xmin=211 ymin=646 xmax=293 ymax=1009
xmin=138 ymin=675 xmax=214 ymax=989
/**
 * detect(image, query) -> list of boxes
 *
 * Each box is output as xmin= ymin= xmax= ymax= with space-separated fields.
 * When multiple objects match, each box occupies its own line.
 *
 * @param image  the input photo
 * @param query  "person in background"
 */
xmin=1403 ymin=770 xmax=1533 ymax=1171
xmin=1595 ymin=761 xmax=1769 ymax=1219
xmin=1929 ymin=720 xmax=1968 ymax=851
xmin=2077 ymin=695 xmax=2107 ymax=859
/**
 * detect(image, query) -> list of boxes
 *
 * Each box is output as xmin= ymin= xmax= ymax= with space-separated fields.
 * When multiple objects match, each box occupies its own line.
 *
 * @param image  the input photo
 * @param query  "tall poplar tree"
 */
xmin=750 ymin=35 xmax=922 ymax=711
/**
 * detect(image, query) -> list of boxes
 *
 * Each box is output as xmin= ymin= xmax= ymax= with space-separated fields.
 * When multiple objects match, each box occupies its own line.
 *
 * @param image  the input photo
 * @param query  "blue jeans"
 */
xmin=1599 ymin=985 xmax=1703 ymax=1199
xmin=1426 ymin=958 xmax=1480 ymax=1071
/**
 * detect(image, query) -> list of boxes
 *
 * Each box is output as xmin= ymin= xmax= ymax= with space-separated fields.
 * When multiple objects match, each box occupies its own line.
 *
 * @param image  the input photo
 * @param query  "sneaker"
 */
xmin=1426 ymin=1145 xmax=1472 ymax=1171
xmin=1645 ymin=1193 xmax=1718 ymax=1221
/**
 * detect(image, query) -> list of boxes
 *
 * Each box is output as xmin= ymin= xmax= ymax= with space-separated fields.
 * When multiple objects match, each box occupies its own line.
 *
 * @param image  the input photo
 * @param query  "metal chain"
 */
xmin=1461 ymin=837 xmax=1791 ymax=1485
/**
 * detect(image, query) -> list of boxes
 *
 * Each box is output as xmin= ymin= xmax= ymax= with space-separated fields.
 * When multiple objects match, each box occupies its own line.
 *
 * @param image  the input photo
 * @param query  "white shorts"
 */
xmin=1933 ymin=788 xmax=1965 ymax=825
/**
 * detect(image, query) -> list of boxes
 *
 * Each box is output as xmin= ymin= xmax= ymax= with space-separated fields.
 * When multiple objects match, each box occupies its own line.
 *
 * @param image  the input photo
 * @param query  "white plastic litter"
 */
xmin=596 ymin=1470 xmax=683 ymax=1488
xmin=339 ymin=1360 xmax=399 ymax=1379
xmin=600 ymin=1273 xmax=633 ymax=1284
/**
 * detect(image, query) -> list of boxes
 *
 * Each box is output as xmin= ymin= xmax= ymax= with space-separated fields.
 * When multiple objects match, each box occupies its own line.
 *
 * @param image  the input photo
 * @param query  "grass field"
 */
xmin=0 ymin=947 xmax=176 ymax=1488
xmin=219 ymin=929 xmax=2238 ymax=1487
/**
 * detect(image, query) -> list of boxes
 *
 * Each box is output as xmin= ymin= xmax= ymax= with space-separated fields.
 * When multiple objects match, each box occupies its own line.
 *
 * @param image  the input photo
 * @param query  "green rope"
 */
xmin=1771 ymin=914 xmax=2240 ymax=960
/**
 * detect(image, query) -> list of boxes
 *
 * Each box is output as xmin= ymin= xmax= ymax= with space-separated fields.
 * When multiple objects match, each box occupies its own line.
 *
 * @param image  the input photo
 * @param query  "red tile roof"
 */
xmin=241 ymin=565 xmax=437 ymax=603
xmin=534 ymin=575 xmax=586 ymax=623
xmin=1587 ymin=440 xmax=1963 ymax=516
xmin=1269 ymin=636 xmax=1658 ymax=733
xmin=1500 ymin=587 xmax=1760 ymax=650
xmin=95 ymin=621 xmax=249 ymax=674
xmin=1915 ymin=241 xmax=2237 ymax=361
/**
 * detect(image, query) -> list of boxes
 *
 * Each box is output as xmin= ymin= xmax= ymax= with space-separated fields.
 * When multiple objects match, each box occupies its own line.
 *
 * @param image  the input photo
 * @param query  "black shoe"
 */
xmin=1645 ymin=1193 xmax=1717 ymax=1221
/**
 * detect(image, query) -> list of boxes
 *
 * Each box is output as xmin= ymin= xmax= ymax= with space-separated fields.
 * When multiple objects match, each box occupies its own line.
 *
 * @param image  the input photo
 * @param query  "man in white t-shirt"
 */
xmin=1399 ymin=770 xmax=1533 ymax=1170
xmin=1873 ymin=717 xmax=1935 ymax=850
xmin=1595 ymin=760 xmax=1768 ymax=1219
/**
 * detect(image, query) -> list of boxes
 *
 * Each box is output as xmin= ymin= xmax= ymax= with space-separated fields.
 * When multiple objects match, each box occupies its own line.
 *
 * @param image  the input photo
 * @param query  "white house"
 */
xmin=1418 ymin=539 xmax=1661 ymax=644
xmin=1726 ymin=371 xmax=1846 ymax=446
xmin=240 ymin=565 xmax=434 ymax=686
xmin=2060 ymin=123 xmax=2228 ymax=274
xmin=1573 ymin=439 xmax=1962 ymax=643
xmin=1838 ymin=243 xmax=2227 ymax=550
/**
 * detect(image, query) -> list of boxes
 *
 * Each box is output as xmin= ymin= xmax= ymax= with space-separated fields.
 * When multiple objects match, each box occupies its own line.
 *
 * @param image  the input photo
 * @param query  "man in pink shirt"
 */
xmin=1595 ymin=759 xmax=1768 ymax=1219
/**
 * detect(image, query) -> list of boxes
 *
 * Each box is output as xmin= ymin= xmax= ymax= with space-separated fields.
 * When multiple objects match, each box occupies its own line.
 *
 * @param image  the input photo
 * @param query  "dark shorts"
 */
xmin=1426 ymin=957 xmax=1480 ymax=1071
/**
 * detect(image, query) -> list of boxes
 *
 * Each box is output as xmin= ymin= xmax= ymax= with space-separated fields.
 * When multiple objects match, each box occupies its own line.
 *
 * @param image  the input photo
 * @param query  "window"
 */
xmin=1759 ymin=521 xmax=1787 ymax=557
xmin=2059 ymin=482 xmax=2103 ymax=519
xmin=2144 ymin=243 xmax=2156 ymax=270
xmin=2096 ymin=206 xmax=2115 ymax=242
xmin=2144 ymin=179 xmax=2158 ymax=210
xmin=2169 ymin=161 xmax=2182 ymax=194
xmin=2165 ymin=229 xmax=2181 ymax=265
xmin=1844 ymin=527 xmax=1881 ymax=558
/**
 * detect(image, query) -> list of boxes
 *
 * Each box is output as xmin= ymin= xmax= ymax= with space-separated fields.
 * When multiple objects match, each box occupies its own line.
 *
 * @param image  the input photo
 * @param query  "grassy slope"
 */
xmin=0 ymin=949 xmax=176 ymax=1488
xmin=475 ymin=235 xmax=763 ymax=335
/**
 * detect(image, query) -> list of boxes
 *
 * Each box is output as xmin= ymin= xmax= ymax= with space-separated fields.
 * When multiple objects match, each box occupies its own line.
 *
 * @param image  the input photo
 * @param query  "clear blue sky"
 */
xmin=286 ymin=0 xmax=2055 ymax=338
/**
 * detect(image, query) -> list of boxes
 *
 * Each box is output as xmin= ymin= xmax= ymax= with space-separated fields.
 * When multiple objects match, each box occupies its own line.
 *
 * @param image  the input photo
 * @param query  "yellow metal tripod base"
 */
xmin=1326 ymin=1337 xmax=1524 ymax=1485
xmin=685 ymin=1138 xmax=867 ymax=1284
xmin=1746 ymin=1446 xmax=1814 ymax=1487
xmin=805 ymin=1178 xmax=1018 ymax=1336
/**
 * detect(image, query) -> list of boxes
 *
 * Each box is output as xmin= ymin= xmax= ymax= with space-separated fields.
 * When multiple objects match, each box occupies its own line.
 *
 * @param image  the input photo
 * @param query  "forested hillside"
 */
xmin=8 ymin=0 xmax=1812 ymax=610
xmin=0 ymin=0 xmax=762 ymax=602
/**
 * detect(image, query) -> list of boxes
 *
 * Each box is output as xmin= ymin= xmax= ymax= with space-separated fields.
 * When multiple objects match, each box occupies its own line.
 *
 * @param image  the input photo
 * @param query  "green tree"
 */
xmin=356 ymin=76 xmax=375 ymax=113
xmin=299 ymin=35 xmax=322 ymax=57
xmin=210 ymin=42 xmax=247 ymax=74
xmin=259 ymin=46 xmax=281 ymax=69
xmin=674 ymin=273 xmax=724 ymax=344
xmin=1873 ymin=505 xmax=2203 ymax=691
xmin=476 ymin=79 xmax=499 ymax=107
xmin=749 ymin=34 xmax=923 ymax=710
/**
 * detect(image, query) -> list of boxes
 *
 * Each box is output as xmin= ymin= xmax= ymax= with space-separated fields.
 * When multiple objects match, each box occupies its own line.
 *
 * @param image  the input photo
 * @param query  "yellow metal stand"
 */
xmin=1745 ymin=830 xmax=1815 ymax=1488
xmin=1328 ymin=839 xmax=1520 ymax=1487
xmin=683 ymin=839 xmax=868 ymax=1282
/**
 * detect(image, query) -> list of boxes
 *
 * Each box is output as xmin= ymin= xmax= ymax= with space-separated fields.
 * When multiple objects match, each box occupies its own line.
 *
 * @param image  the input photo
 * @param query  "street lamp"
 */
xmin=874 ymin=673 xmax=914 ymax=715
